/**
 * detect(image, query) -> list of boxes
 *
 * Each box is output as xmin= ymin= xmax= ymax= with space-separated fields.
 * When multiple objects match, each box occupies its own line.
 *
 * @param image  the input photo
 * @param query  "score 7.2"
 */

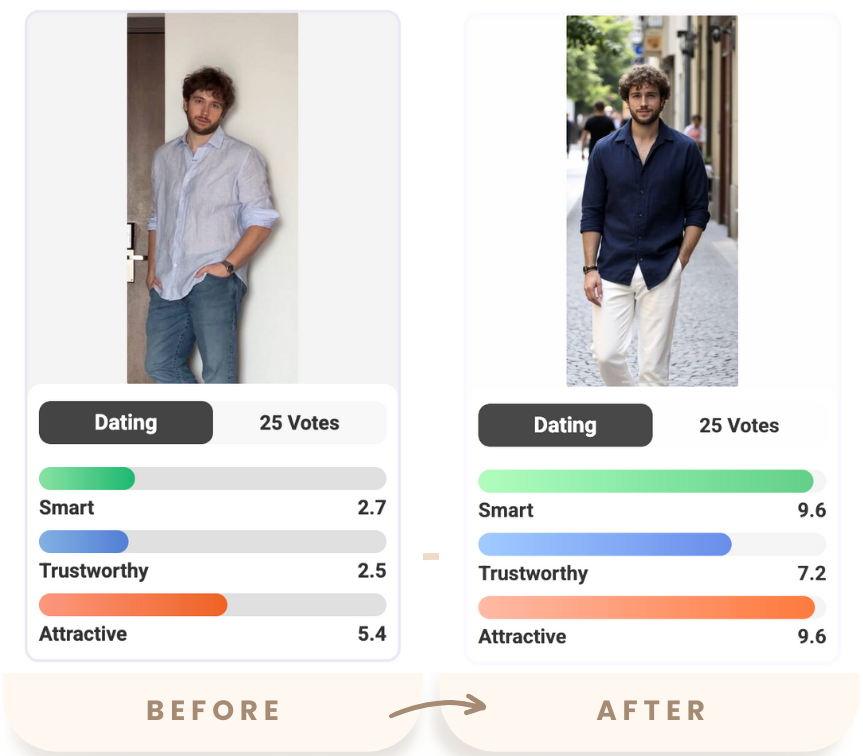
xmin=798 ymin=565 xmax=826 ymax=581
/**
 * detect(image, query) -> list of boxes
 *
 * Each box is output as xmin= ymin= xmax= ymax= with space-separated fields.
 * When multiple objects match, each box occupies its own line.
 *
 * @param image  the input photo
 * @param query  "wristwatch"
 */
xmin=221 ymin=260 xmax=236 ymax=276
xmin=583 ymin=265 xmax=598 ymax=274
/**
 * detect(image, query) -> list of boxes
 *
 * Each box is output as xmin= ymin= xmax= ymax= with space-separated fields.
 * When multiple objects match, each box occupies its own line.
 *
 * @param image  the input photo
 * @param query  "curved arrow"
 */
xmin=389 ymin=694 xmax=486 ymax=718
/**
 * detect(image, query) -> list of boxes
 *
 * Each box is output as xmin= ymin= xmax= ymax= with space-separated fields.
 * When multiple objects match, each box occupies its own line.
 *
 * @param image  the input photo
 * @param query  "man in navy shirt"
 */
xmin=580 ymin=65 xmax=709 ymax=386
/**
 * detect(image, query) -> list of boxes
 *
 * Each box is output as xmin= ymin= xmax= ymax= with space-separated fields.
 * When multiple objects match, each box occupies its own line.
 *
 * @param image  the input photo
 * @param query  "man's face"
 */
xmin=183 ymin=89 xmax=225 ymax=135
xmin=627 ymin=83 xmax=663 ymax=126
xmin=692 ymin=116 xmax=702 ymax=127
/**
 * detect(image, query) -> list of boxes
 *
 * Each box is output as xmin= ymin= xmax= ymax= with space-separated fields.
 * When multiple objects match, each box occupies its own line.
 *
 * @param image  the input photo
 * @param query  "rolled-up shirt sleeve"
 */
xmin=147 ymin=158 xmax=159 ymax=231
xmin=238 ymin=148 xmax=280 ymax=230
xmin=683 ymin=141 xmax=710 ymax=229
xmin=579 ymin=147 xmax=607 ymax=234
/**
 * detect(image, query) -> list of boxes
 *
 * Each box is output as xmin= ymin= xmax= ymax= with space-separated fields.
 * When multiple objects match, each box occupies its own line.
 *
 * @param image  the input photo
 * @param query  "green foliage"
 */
xmin=567 ymin=16 xmax=635 ymax=114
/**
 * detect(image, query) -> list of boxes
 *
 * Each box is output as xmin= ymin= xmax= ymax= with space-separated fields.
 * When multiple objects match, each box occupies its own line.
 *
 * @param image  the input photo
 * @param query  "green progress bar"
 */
xmin=40 ymin=467 xmax=135 ymax=490
xmin=479 ymin=469 xmax=814 ymax=494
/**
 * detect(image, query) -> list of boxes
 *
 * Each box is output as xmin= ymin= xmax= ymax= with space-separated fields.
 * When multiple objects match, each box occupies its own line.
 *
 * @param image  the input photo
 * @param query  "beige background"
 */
xmin=4 ymin=673 xmax=420 ymax=752
xmin=440 ymin=673 xmax=859 ymax=752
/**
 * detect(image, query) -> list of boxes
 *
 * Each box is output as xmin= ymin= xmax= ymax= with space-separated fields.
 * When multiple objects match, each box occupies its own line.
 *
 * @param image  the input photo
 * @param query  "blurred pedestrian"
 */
xmin=683 ymin=114 xmax=705 ymax=154
xmin=580 ymin=100 xmax=617 ymax=160
xmin=567 ymin=113 xmax=574 ymax=155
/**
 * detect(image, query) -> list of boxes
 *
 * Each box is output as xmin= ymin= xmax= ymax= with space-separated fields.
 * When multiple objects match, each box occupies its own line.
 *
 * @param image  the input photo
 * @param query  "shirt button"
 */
xmin=638 ymin=213 xmax=643 ymax=218
xmin=638 ymin=236 xmax=642 ymax=240
xmin=173 ymin=263 xmax=177 ymax=268
xmin=639 ymin=189 xmax=644 ymax=194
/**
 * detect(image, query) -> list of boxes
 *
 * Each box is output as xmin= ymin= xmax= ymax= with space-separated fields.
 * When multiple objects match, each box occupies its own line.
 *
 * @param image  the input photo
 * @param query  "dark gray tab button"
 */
xmin=39 ymin=401 xmax=213 ymax=444
xmin=478 ymin=404 xmax=652 ymax=447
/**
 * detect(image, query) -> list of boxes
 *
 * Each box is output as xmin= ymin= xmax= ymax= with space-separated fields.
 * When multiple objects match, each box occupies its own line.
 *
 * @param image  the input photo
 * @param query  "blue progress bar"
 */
xmin=40 ymin=530 xmax=129 ymax=554
xmin=479 ymin=532 xmax=732 ymax=557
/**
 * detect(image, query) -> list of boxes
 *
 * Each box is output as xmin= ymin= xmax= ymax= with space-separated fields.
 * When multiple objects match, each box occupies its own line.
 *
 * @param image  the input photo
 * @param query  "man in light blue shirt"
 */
xmin=145 ymin=66 xmax=279 ymax=384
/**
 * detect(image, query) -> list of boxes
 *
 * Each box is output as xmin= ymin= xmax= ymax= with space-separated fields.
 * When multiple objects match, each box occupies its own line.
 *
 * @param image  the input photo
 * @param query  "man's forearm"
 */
xmin=679 ymin=225 xmax=704 ymax=262
xmin=147 ymin=230 xmax=157 ymax=274
xmin=225 ymin=226 xmax=272 ymax=269
xmin=583 ymin=231 xmax=601 ymax=266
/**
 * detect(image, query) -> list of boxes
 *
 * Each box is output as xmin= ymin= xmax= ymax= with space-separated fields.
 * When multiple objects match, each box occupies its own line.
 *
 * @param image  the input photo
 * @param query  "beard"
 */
xmin=631 ymin=108 xmax=661 ymax=126
xmin=186 ymin=111 xmax=220 ymax=135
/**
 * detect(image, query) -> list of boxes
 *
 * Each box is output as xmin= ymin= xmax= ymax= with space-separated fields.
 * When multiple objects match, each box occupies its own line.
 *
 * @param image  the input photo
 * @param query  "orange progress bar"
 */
xmin=479 ymin=596 xmax=815 ymax=620
xmin=40 ymin=594 xmax=228 ymax=617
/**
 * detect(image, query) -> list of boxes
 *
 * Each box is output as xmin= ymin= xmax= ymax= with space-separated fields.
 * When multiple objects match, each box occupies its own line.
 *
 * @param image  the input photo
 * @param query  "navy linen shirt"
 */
xmin=580 ymin=118 xmax=710 ymax=290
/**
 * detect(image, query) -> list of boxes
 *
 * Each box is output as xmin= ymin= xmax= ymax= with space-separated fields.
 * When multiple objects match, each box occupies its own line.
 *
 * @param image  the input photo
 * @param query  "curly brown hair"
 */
xmin=182 ymin=67 xmax=236 ymax=113
xmin=618 ymin=65 xmax=670 ymax=103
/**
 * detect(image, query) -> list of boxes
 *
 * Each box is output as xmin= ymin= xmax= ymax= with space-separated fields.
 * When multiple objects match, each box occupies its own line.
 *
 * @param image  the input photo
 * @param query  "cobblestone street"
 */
xmin=566 ymin=152 xmax=738 ymax=386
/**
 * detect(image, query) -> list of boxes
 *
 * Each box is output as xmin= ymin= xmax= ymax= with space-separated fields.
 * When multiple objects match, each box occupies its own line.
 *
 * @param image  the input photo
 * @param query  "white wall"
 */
xmin=165 ymin=13 xmax=299 ymax=384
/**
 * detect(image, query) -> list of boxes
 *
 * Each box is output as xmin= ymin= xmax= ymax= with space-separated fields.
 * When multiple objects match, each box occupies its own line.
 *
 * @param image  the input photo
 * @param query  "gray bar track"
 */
xmin=124 ymin=530 xmax=386 ymax=553
xmin=130 ymin=467 xmax=385 ymax=490
xmin=727 ymin=533 xmax=826 ymax=556
xmin=222 ymin=593 xmax=386 ymax=616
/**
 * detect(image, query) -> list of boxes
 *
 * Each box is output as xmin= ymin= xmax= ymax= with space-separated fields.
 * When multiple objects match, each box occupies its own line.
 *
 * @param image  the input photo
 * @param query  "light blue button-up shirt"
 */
xmin=148 ymin=125 xmax=279 ymax=300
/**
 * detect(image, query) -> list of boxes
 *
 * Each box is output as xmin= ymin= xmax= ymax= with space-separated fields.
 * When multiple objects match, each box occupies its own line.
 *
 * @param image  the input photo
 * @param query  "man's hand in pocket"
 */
xmin=195 ymin=263 xmax=230 ymax=279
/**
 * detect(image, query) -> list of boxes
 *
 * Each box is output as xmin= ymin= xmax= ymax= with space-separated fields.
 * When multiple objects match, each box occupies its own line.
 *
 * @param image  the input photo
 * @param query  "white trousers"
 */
xmin=591 ymin=260 xmax=682 ymax=387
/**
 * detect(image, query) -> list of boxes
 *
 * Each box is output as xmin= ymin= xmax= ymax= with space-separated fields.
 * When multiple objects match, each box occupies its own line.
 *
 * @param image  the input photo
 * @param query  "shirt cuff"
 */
xmin=684 ymin=210 xmax=710 ymax=229
xmin=147 ymin=219 xmax=158 ymax=232
xmin=242 ymin=208 xmax=280 ymax=229
xmin=579 ymin=221 xmax=604 ymax=233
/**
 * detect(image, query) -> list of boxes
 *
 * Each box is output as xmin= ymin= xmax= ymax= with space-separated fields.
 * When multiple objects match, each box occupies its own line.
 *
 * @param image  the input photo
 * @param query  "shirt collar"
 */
xmin=615 ymin=117 xmax=675 ymax=144
xmin=208 ymin=125 xmax=226 ymax=148
xmin=178 ymin=124 xmax=226 ymax=150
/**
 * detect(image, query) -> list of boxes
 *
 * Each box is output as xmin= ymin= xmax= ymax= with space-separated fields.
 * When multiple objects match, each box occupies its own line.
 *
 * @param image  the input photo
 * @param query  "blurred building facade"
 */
xmin=639 ymin=16 xmax=738 ymax=239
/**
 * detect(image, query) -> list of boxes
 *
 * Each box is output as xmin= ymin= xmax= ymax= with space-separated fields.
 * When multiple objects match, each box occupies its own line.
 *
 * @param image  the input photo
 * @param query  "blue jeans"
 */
xmin=145 ymin=275 xmax=247 ymax=384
